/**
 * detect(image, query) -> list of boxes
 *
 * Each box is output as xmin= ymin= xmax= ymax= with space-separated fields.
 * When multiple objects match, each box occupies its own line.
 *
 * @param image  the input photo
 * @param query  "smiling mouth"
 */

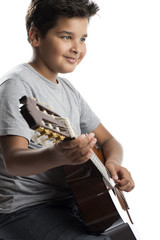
xmin=64 ymin=56 xmax=78 ymax=64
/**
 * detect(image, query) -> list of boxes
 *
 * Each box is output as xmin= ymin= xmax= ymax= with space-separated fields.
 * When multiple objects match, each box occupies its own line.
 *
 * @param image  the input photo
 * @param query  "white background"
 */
xmin=0 ymin=1 xmax=160 ymax=239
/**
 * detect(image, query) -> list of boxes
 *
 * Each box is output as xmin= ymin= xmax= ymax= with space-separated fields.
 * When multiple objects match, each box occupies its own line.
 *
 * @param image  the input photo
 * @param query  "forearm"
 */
xmin=4 ymin=146 xmax=60 ymax=177
xmin=3 ymin=133 xmax=96 ymax=177
xmin=102 ymin=137 xmax=135 ymax=191
xmin=102 ymin=137 xmax=123 ymax=166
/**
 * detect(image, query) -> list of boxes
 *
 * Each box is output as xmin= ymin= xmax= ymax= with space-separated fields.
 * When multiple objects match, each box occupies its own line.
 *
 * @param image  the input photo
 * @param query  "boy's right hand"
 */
xmin=51 ymin=133 xmax=97 ymax=166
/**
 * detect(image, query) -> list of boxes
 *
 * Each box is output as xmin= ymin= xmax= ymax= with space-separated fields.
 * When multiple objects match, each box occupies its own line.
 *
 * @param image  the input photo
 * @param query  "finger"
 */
xmin=117 ymin=182 xmax=135 ymax=192
xmin=77 ymin=133 xmax=96 ymax=148
xmin=58 ymin=135 xmax=85 ymax=150
xmin=106 ymin=164 xmax=119 ymax=181
xmin=86 ymin=132 xmax=96 ymax=142
xmin=116 ymin=178 xmax=135 ymax=192
xmin=57 ymin=133 xmax=97 ymax=165
xmin=115 ymin=178 xmax=130 ymax=189
xmin=73 ymin=134 xmax=97 ymax=155
xmin=72 ymin=148 xmax=93 ymax=164
xmin=71 ymin=134 xmax=97 ymax=164
xmin=77 ymin=137 xmax=97 ymax=158
xmin=63 ymin=133 xmax=95 ymax=150
xmin=115 ymin=170 xmax=133 ymax=185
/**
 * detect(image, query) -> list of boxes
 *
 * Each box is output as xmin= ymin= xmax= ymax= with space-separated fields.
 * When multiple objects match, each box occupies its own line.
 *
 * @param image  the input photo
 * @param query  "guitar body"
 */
xmin=64 ymin=161 xmax=121 ymax=233
xmin=64 ymin=148 xmax=137 ymax=239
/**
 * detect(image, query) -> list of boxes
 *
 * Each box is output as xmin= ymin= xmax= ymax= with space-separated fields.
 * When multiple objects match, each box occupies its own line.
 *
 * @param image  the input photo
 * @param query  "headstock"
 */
xmin=19 ymin=96 xmax=75 ymax=145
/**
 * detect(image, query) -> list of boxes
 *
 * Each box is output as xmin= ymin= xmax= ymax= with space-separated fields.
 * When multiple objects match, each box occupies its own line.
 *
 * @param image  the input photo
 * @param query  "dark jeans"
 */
xmin=0 ymin=200 xmax=111 ymax=240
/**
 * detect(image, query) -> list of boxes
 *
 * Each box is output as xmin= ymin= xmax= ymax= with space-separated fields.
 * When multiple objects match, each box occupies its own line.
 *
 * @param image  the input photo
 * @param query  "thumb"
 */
xmin=106 ymin=163 xmax=119 ymax=181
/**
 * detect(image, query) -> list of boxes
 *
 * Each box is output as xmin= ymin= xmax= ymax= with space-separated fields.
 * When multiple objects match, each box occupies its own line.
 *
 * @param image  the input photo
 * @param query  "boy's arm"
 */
xmin=93 ymin=123 xmax=135 ymax=192
xmin=0 ymin=133 xmax=96 ymax=177
xmin=0 ymin=123 xmax=135 ymax=192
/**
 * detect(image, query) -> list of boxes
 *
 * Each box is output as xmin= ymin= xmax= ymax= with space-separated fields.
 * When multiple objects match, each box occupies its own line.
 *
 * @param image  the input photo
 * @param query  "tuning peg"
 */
xmin=39 ymin=135 xmax=50 ymax=146
xmin=43 ymin=110 xmax=48 ymax=114
xmin=36 ymin=127 xmax=47 ymax=136
xmin=52 ymin=135 xmax=65 ymax=144
xmin=31 ymin=133 xmax=39 ymax=144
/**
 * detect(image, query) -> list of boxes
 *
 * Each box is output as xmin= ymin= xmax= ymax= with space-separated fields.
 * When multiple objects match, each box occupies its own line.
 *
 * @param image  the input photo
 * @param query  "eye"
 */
xmin=80 ymin=38 xmax=86 ymax=42
xmin=61 ymin=36 xmax=71 ymax=40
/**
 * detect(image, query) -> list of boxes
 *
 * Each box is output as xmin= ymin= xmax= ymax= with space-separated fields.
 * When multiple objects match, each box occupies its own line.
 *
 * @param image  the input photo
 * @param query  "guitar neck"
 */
xmin=71 ymin=125 xmax=114 ymax=190
xmin=90 ymin=151 xmax=114 ymax=190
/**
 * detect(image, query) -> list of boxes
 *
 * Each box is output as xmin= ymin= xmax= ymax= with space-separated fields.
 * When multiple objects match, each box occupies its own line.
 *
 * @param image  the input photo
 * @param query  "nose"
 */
xmin=70 ymin=40 xmax=81 ymax=55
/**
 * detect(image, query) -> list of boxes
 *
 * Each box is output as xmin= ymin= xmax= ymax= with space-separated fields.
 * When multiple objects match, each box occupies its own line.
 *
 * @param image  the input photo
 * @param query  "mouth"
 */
xmin=64 ymin=56 xmax=78 ymax=64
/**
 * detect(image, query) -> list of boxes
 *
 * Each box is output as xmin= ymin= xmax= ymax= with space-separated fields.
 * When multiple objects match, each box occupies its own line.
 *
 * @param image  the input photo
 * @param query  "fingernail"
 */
xmin=90 ymin=133 xmax=95 ymax=138
xmin=113 ymin=175 xmax=119 ymax=181
xmin=92 ymin=138 xmax=97 ymax=144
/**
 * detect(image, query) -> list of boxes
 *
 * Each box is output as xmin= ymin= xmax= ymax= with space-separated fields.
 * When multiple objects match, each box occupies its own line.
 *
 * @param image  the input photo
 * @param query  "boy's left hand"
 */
xmin=105 ymin=162 xmax=135 ymax=192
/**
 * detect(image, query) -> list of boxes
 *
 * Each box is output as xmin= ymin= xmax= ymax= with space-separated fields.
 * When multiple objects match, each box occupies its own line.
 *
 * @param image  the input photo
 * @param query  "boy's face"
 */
xmin=32 ymin=17 xmax=88 ymax=82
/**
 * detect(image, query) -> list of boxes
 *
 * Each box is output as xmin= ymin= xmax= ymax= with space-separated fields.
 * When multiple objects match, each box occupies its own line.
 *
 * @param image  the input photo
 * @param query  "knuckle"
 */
xmin=70 ymin=139 xmax=78 ymax=148
xmin=89 ymin=140 xmax=96 ymax=148
xmin=86 ymin=150 xmax=92 ymax=159
xmin=76 ymin=137 xmax=83 ymax=145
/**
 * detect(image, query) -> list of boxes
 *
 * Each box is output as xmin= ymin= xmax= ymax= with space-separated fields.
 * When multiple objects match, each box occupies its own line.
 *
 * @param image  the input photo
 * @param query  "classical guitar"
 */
xmin=19 ymin=96 xmax=138 ymax=240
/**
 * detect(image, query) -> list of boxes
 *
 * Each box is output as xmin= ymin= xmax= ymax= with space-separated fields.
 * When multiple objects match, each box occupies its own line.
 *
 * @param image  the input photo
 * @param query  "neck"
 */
xmin=28 ymin=60 xmax=58 ymax=84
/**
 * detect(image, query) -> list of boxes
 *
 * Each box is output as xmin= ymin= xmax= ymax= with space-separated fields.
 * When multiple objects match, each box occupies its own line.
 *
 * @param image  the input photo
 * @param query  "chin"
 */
xmin=60 ymin=67 xmax=77 ymax=74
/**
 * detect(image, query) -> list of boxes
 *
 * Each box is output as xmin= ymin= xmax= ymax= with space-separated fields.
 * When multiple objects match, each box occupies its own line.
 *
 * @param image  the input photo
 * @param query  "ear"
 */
xmin=29 ymin=27 xmax=41 ymax=47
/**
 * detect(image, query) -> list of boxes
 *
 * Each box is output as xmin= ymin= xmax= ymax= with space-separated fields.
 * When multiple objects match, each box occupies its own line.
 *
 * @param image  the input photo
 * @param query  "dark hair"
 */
xmin=26 ymin=0 xmax=99 ymax=41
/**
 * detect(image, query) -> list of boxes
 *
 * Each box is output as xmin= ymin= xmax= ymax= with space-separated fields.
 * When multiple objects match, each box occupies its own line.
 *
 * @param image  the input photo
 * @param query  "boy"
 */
xmin=0 ymin=0 xmax=134 ymax=239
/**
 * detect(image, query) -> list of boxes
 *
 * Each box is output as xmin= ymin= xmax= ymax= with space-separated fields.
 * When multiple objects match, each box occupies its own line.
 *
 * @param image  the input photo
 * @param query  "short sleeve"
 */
xmin=59 ymin=77 xmax=101 ymax=135
xmin=0 ymin=78 xmax=34 ymax=141
xmin=79 ymin=93 xmax=100 ymax=134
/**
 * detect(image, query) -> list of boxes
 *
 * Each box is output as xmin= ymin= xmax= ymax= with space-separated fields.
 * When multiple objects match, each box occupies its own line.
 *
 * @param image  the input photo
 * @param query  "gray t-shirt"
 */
xmin=0 ymin=63 xmax=100 ymax=213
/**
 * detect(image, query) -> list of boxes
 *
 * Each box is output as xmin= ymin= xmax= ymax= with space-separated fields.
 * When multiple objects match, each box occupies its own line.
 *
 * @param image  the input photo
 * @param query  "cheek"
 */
xmin=83 ymin=47 xmax=87 ymax=58
xmin=79 ymin=45 xmax=87 ymax=63
xmin=49 ymin=45 xmax=68 ymax=61
xmin=41 ymin=39 xmax=64 ymax=58
xmin=82 ymin=44 xmax=87 ymax=57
